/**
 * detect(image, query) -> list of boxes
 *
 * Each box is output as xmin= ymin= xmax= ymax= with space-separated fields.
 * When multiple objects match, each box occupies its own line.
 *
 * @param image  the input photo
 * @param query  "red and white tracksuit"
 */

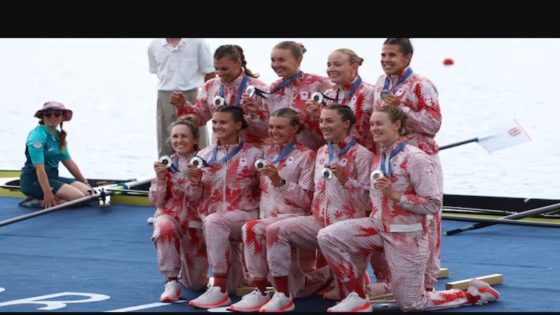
xmin=260 ymin=72 xmax=333 ymax=150
xmin=149 ymin=152 xmax=208 ymax=291
xmin=266 ymin=137 xmax=373 ymax=297
xmin=373 ymin=67 xmax=441 ymax=155
xmin=186 ymin=141 xmax=263 ymax=291
xmin=323 ymin=76 xmax=376 ymax=153
xmin=318 ymin=140 xmax=471 ymax=311
xmin=176 ymin=71 xmax=269 ymax=146
xmin=372 ymin=67 xmax=443 ymax=290
xmin=241 ymin=143 xmax=316 ymax=295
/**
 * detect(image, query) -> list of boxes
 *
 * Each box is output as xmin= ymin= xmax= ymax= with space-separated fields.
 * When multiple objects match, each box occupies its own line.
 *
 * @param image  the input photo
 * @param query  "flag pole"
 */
xmin=438 ymin=138 xmax=479 ymax=151
xmin=438 ymin=118 xmax=531 ymax=152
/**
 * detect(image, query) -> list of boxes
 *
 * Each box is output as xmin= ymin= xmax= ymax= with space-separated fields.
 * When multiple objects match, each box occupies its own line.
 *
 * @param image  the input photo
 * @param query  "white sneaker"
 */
xmin=229 ymin=288 xmax=271 ymax=312
xmin=160 ymin=280 xmax=182 ymax=302
xmin=327 ymin=292 xmax=372 ymax=312
xmin=467 ymin=279 xmax=500 ymax=304
xmin=259 ymin=291 xmax=295 ymax=312
xmin=189 ymin=286 xmax=231 ymax=309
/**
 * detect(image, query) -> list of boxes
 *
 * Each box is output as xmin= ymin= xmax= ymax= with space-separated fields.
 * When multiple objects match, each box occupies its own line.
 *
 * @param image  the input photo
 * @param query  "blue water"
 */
xmin=0 ymin=38 xmax=558 ymax=199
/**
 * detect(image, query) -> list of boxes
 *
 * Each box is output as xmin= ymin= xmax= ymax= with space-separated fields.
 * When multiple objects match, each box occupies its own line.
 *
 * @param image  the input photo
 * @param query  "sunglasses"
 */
xmin=44 ymin=111 xmax=62 ymax=118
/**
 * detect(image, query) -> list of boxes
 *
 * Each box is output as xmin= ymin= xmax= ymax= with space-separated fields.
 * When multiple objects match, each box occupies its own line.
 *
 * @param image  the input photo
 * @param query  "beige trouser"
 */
xmin=156 ymin=89 xmax=209 ymax=157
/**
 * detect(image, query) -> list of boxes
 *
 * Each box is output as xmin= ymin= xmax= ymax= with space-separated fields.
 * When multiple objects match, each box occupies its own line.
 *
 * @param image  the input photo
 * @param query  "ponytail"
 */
xmin=58 ymin=122 xmax=67 ymax=152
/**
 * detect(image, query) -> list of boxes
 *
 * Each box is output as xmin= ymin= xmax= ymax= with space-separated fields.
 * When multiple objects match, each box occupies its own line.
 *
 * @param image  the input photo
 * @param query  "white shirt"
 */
xmin=148 ymin=38 xmax=214 ymax=91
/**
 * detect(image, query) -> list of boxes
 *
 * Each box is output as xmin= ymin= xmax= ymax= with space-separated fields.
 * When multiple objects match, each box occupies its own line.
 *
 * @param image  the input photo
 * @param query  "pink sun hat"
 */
xmin=34 ymin=101 xmax=73 ymax=122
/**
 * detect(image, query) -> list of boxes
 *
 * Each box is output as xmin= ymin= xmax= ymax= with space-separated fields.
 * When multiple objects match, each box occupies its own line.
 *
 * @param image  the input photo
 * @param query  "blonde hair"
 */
xmin=377 ymin=105 xmax=410 ymax=136
xmin=274 ymin=41 xmax=307 ymax=58
xmin=333 ymin=48 xmax=364 ymax=66
xmin=270 ymin=108 xmax=304 ymax=133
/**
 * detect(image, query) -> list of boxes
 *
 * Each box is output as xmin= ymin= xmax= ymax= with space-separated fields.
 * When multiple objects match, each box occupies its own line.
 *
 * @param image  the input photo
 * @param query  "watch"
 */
xmin=276 ymin=178 xmax=286 ymax=187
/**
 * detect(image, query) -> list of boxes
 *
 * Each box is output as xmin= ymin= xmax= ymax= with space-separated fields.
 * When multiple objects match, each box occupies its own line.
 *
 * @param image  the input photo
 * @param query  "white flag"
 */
xmin=478 ymin=118 xmax=531 ymax=153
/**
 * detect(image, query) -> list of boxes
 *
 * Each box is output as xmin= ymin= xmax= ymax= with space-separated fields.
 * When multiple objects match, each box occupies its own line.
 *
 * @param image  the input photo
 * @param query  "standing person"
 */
xmin=19 ymin=101 xmax=90 ymax=209
xmin=185 ymin=106 xmax=263 ymax=309
xmin=317 ymin=106 xmax=499 ymax=312
xmin=259 ymin=105 xmax=373 ymax=312
xmin=229 ymin=108 xmax=316 ymax=312
xmin=169 ymin=44 xmax=269 ymax=146
xmin=148 ymin=38 xmax=215 ymax=157
xmin=371 ymin=38 xmax=443 ymax=294
xmin=148 ymin=116 xmax=208 ymax=302
xmin=307 ymin=48 xmax=375 ymax=152
xmin=245 ymin=40 xmax=332 ymax=151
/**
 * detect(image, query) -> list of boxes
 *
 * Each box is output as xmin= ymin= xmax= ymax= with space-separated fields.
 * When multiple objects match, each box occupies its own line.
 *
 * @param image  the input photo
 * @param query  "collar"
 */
xmin=334 ymin=136 xmax=354 ymax=150
xmin=40 ymin=124 xmax=57 ymax=135
xmin=173 ymin=151 xmax=196 ymax=161
xmin=216 ymin=137 xmax=241 ymax=150
xmin=273 ymin=143 xmax=287 ymax=152
xmin=222 ymin=69 xmax=245 ymax=88
xmin=163 ymin=38 xmax=185 ymax=47
xmin=272 ymin=140 xmax=298 ymax=153
xmin=278 ymin=70 xmax=303 ymax=86
xmin=338 ymin=75 xmax=360 ymax=91
xmin=381 ymin=136 xmax=407 ymax=153
xmin=388 ymin=66 xmax=411 ymax=82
